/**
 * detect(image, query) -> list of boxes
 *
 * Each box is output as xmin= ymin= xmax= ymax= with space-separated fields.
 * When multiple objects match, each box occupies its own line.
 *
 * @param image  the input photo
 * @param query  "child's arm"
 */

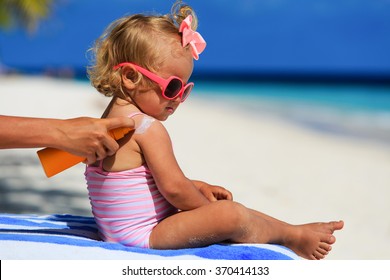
xmin=136 ymin=120 xmax=210 ymax=210
xmin=192 ymin=180 xmax=233 ymax=202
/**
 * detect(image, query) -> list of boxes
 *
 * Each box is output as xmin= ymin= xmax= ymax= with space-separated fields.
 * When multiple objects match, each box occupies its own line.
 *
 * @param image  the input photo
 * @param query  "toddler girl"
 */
xmin=85 ymin=1 xmax=343 ymax=260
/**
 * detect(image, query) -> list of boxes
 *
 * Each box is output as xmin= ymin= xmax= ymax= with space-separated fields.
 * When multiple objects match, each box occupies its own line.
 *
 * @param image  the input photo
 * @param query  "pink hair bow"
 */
xmin=179 ymin=15 xmax=206 ymax=60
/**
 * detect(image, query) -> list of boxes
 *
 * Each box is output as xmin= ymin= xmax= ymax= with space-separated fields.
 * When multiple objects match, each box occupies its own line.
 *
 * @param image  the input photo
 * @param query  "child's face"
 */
xmin=132 ymin=39 xmax=194 ymax=121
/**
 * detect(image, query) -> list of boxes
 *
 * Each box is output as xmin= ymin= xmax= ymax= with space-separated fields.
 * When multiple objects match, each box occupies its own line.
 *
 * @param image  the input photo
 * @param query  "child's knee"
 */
xmin=215 ymin=200 xmax=249 ymax=228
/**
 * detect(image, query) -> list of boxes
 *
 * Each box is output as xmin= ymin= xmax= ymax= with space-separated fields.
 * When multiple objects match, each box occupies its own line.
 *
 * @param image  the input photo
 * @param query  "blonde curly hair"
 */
xmin=87 ymin=1 xmax=198 ymax=98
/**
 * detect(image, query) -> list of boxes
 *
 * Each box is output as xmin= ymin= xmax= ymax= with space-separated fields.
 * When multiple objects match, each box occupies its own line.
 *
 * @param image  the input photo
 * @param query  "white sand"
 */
xmin=1 ymin=75 xmax=390 ymax=259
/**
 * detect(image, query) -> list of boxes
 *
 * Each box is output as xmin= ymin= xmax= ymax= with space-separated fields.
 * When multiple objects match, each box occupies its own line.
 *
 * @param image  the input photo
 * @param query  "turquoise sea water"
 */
xmin=194 ymin=81 xmax=390 ymax=145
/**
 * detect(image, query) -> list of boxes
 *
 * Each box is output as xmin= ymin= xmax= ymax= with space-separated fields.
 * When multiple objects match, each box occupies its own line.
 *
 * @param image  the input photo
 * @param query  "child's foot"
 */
xmin=284 ymin=220 xmax=344 ymax=260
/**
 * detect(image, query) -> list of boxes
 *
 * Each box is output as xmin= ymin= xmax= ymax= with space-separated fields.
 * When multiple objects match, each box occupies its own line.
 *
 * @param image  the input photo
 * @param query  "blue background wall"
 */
xmin=0 ymin=0 xmax=389 ymax=80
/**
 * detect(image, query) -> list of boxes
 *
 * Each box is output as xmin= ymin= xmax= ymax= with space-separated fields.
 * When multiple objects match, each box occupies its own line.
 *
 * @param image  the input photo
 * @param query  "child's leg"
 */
xmin=247 ymin=208 xmax=344 ymax=259
xmin=149 ymin=200 xmax=343 ymax=260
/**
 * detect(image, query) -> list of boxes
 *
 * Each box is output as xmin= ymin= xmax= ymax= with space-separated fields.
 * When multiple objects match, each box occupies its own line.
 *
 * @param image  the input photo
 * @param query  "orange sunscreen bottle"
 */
xmin=37 ymin=127 xmax=134 ymax=178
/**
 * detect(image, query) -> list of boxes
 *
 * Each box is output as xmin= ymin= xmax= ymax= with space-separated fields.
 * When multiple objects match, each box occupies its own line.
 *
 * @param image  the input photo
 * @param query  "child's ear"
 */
xmin=121 ymin=65 xmax=138 ymax=90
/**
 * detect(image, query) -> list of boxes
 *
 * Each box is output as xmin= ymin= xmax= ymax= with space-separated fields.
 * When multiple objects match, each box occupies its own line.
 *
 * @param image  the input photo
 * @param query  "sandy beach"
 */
xmin=1 ymin=75 xmax=389 ymax=260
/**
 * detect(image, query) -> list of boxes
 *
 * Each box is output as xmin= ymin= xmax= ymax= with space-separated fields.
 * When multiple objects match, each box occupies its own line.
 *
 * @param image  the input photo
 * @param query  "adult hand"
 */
xmin=57 ymin=116 xmax=135 ymax=164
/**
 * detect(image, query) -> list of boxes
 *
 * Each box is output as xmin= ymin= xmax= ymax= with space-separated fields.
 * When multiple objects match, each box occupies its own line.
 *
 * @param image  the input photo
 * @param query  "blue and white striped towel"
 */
xmin=0 ymin=213 xmax=299 ymax=260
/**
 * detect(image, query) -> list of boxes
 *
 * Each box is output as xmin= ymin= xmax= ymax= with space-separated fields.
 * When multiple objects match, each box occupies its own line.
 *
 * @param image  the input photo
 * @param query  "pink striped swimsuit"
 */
xmin=84 ymin=114 xmax=177 ymax=248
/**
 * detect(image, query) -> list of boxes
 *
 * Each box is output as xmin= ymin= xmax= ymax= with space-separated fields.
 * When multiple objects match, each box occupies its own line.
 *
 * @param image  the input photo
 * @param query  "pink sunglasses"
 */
xmin=113 ymin=62 xmax=194 ymax=102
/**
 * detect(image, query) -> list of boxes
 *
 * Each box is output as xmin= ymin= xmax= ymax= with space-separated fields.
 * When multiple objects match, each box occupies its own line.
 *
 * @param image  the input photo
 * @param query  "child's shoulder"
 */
xmin=125 ymin=112 xmax=169 ymax=137
xmin=131 ymin=113 xmax=156 ymax=135
xmin=107 ymin=103 xmax=166 ymax=136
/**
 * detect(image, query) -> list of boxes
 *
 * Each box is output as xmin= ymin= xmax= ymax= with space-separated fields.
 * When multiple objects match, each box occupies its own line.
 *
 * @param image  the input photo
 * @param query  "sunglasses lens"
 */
xmin=181 ymin=84 xmax=193 ymax=101
xmin=165 ymin=79 xmax=182 ymax=99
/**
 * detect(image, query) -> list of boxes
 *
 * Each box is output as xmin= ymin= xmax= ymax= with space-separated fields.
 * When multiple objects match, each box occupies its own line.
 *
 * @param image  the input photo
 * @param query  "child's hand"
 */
xmin=199 ymin=184 xmax=233 ymax=202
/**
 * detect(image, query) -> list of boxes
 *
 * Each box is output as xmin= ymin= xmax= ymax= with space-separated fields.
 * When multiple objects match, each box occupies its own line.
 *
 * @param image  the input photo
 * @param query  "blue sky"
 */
xmin=0 ymin=0 xmax=389 ymax=77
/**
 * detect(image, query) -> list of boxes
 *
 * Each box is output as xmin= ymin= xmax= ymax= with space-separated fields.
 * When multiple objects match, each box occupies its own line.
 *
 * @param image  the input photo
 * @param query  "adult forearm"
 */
xmin=0 ymin=115 xmax=61 ymax=149
xmin=0 ymin=115 xmax=134 ymax=163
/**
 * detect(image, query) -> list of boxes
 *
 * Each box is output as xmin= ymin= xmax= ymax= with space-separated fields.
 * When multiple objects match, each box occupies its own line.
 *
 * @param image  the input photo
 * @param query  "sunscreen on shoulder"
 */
xmin=134 ymin=115 xmax=155 ymax=134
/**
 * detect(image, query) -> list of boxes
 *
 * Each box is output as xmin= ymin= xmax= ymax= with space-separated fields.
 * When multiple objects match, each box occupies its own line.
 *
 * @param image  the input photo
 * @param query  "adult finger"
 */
xmin=94 ymin=143 xmax=109 ymax=161
xmin=105 ymin=116 xmax=135 ymax=131
xmin=84 ymin=152 xmax=97 ymax=165
xmin=101 ymin=138 xmax=120 ymax=157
